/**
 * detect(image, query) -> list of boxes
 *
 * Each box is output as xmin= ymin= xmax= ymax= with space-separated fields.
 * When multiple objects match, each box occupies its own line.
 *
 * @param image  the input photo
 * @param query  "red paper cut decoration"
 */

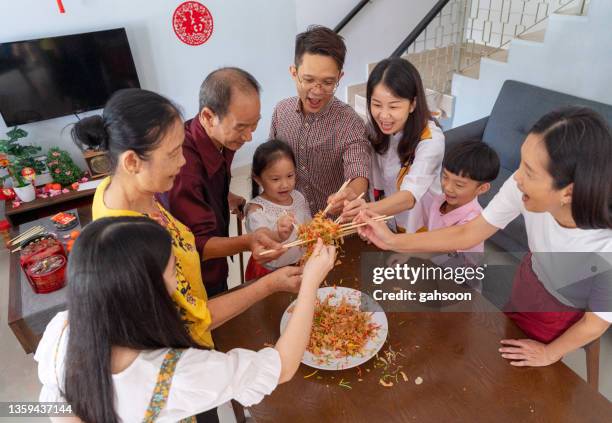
xmin=173 ymin=1 xmax=214 ymax=46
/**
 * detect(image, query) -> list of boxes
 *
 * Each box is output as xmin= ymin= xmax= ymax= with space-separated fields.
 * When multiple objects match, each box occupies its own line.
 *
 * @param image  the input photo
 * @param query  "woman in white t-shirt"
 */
xmin=35 ymin=216 xmax=336 ymax=422
xmin=355 ymin=107 xmax=611 ymax=367
xmin=341 ymin=57 xmax=445 ymax=233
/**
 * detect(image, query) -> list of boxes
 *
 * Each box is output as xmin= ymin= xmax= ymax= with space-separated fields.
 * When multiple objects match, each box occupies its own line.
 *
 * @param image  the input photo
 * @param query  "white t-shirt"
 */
xmin=35 ymin=312 xmax=281 ymax=422
xmin=371 ymin=121 xmax=444 ymax=233
xmin=482 ymin=175 xmax=612 ymax=322
xmin=245 ymin=190 xmax=312 ymax=268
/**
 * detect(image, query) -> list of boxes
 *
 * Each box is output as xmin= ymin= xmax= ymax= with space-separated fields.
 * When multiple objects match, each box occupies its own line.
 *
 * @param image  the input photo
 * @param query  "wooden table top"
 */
xmin=213 ymin=237 xmax=612 ymax=422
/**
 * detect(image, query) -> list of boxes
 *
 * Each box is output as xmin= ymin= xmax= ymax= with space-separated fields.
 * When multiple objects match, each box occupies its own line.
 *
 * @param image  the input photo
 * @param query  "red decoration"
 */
xmin=173 ymin=1 xmax=214 ymax=46
xmin=0 ymin=188 xmax=16 ymax=201
xmin=56 ymin=0 xmax=65 ymax=13
xmin=21 ymin=167 xmax=36 ymax=182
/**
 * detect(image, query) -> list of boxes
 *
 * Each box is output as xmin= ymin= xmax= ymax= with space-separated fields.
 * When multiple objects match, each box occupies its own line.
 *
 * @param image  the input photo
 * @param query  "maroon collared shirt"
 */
xmin=162 ymin=117 xmax=234 ymax=294
xmin=269 ymin=96 xmax=371 ymax=215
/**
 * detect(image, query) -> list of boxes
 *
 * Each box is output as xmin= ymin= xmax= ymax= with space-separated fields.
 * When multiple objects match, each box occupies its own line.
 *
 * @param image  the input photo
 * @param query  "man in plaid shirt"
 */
xmin=269 ymin=25 xmax=371 ymax=216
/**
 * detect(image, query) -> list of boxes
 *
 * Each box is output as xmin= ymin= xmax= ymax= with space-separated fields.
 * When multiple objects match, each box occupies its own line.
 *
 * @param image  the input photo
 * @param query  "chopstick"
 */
xmin=334 ymin=192 xmax=365 ymax=224
xmin=9 ymin=225 xmax=45 ymax=246
xmin=322 ymin=179 xmax=351 ymax=215
xmin=337 ymin=215 xmax=393 ymax=233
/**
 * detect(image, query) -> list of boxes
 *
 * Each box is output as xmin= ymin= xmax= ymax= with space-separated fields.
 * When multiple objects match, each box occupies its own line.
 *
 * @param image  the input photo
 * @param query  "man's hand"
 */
xmin=250 ymin=228 xmax=285 ymax=263
xmin=326 ymin=186 xmax=358 ymax=216
xmin=228 ymin=192 xmax=246 ymax=220
xmin=277 ymin=212 xmax=296 ymax=242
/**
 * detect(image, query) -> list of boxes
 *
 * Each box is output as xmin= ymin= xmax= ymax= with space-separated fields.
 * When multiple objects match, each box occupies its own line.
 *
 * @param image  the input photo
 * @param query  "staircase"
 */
xmin=346 ymin=0 xmax=592 ymax=126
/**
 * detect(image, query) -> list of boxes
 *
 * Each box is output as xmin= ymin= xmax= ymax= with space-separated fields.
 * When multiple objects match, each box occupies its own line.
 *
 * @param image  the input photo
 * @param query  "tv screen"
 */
xmin=0 ymin=28 xmax=140 ymax=127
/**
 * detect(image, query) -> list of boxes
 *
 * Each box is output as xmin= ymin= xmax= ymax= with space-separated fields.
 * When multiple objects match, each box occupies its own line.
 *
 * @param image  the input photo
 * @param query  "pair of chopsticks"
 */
xmin=321 ymin=179 xmax=351 ymax=215
xmin=9 ymin=225 xmax=46 ymax=247
xmin=259 ymin=214 xmax=392 ymax=256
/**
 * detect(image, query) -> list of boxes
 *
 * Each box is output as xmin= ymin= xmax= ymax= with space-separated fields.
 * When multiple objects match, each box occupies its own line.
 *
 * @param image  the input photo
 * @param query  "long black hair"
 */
xmin=71 ymin=88 xmax=182 ymax=171
xmin=251 ymin=139 xmax=296 ymax=198
xmin=367 ymin=57 xmax=431 ymax=166
xmin=530 ymin=107 xmax=612 ymax=229
xmin=64 ymin=217 xmax=202 ymax=423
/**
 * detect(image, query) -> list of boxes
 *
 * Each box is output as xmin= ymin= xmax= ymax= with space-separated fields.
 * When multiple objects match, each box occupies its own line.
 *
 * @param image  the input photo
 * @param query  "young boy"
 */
xmin=422 ymin=140 xmax=500 ymax=253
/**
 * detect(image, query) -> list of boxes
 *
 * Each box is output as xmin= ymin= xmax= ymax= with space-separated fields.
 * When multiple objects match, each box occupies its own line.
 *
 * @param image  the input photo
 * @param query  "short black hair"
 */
xmin=198 ymin=67 xmax=261 ymax=119
xmin=443 ymin=140 xmax=500 ymax=183
xmin=295 ymin=25 xmax=346 ymax=71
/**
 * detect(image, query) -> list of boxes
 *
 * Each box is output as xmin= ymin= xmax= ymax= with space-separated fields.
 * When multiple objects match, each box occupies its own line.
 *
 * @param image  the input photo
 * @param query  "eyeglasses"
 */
xmin=296 ymin=73 xmax=339 ymax=94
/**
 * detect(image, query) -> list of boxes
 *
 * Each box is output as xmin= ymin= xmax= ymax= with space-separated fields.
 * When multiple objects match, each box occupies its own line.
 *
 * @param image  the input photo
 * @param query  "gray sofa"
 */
xmin=444 ymin=80 xmax=612 ymax=252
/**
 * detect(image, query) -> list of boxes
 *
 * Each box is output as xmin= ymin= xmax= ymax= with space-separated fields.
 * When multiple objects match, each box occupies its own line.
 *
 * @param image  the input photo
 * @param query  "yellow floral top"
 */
xmin=92 ymin=177 xmax=213 ymax=347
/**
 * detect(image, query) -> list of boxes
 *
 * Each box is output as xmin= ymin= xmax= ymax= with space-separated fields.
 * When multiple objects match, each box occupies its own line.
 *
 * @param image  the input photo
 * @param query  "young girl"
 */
xmin=35 ymin=217 xmax=336 ymax=422
xmin=341 ymin=57 xmax=445 ymax=233
xmin=245 ymin=140 xmax=312 ymax=280
xmin=356 ymin=107 xmax=612 ymax=367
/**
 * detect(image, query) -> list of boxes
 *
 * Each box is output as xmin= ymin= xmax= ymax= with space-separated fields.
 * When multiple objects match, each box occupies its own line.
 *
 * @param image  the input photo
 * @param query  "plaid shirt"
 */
xmin=269 ymin=96 xmax=371 ymax=215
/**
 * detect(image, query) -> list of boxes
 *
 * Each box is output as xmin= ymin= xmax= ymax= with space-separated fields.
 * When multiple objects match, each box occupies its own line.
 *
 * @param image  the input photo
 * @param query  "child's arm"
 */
xmin=274 ymin=240 xmax=336 ymax=383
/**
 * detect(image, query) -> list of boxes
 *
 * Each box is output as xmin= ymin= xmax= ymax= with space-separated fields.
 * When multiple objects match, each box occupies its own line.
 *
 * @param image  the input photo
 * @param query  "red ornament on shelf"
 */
xmin=173 ymin=1 xmax=214 ymax=46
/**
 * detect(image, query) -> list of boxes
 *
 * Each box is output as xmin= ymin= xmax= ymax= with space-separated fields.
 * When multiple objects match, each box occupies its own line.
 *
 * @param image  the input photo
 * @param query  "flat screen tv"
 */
xmin=0 ymin=28 xmax=140 ymax=127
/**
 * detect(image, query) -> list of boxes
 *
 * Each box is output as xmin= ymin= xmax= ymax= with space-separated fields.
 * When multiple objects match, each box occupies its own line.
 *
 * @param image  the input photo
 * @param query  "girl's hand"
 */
xmin=270 ymin=265 xmax=303 ymax=293
xmin=499 ymin=339 xmax=561 ymax=367
xmin=302 ymin=239 xmax=336 ymax=287
xmin=339 ymin=196 xmax=368 ymax=223
xmin=355 ymin=210 xmax=396 ymax=250
xmin=277 ymin=213 xmax=296 ymax=242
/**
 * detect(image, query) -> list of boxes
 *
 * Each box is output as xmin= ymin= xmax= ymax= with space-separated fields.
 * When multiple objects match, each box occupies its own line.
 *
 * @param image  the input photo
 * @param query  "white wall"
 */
xmin=0 ymin=0 xmax=297 ymax=169
xmin=451 ymin=0 xmax=612 ymax=127
xmin=294 ymin=0 xmax=437 ymax=101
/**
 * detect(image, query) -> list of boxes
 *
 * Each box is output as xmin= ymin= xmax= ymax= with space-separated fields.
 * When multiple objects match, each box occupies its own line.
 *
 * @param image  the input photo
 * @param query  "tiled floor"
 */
xmin=0 ymin=165 xmax=610 ymax=423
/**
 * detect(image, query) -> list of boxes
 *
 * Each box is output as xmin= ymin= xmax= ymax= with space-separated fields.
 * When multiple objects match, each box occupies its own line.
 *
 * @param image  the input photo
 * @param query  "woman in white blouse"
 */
xmin=341 ymin=57 xmax=445 ymax=233
xmin=35 ymin=216 xmax=336 ymax=422
xmin=355 ymin=107 xmax=612 ymax=367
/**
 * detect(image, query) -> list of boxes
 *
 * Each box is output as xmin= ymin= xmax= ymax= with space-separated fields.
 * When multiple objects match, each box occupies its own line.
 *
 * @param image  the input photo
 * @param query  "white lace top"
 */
xmin=245 ymin=190 xmax=312 ymax=268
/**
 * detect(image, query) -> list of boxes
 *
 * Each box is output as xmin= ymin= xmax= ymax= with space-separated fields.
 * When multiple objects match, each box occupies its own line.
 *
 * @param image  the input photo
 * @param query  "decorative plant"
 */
xmin=0 ymin=128 xmax=44 ymax=187
xmin=46 ymin=147 xmax=83 ymax=186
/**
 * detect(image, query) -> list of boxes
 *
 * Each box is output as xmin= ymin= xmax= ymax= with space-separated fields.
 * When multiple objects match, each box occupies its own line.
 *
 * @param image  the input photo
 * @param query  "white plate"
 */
xmin=280 ymin=286 xmax=388 ymax=371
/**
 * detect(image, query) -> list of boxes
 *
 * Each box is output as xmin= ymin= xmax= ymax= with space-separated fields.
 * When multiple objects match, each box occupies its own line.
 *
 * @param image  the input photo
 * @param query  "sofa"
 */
xmin=444 ymin=80 xmax=612 ymax=253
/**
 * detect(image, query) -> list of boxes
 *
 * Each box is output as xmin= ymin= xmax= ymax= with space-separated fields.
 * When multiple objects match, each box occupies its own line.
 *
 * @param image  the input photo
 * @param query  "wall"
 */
xmin=294 ymin=0 xmax=438 ymax=102
xmin=0 ymin=0 xmax=297 ymax=169
xmin=450 ymin=0 xmax=612 ymax=126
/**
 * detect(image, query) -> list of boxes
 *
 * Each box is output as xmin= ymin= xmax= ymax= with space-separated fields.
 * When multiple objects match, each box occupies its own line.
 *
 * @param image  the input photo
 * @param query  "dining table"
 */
xmin=213 ymin=236 xmax=612 ymax=422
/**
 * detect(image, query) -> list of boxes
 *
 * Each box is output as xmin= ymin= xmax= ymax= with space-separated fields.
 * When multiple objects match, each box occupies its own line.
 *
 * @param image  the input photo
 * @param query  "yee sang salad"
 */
xmin=297 ymin=212 xmax=341 ymax=263
xmin=308 ymin=293 xmax=380 ymax=359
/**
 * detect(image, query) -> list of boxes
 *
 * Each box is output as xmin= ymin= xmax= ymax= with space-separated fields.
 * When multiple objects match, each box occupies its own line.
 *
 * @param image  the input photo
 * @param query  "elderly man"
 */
xmin=165 ymin=67 xmax=286 ymax=296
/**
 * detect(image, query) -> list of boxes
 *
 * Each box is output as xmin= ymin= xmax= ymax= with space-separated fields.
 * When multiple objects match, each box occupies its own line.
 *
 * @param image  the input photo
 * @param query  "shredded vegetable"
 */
xmin=298 ymin=211 xmax=341 ymax=263
xmin=308 ymin=293 xmax=380 ymax=359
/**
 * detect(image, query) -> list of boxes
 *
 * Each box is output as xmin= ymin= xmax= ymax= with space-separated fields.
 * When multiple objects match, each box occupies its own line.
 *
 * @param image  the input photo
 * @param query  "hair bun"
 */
xmin=71 ymin=115 xmax=109 ymax=151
